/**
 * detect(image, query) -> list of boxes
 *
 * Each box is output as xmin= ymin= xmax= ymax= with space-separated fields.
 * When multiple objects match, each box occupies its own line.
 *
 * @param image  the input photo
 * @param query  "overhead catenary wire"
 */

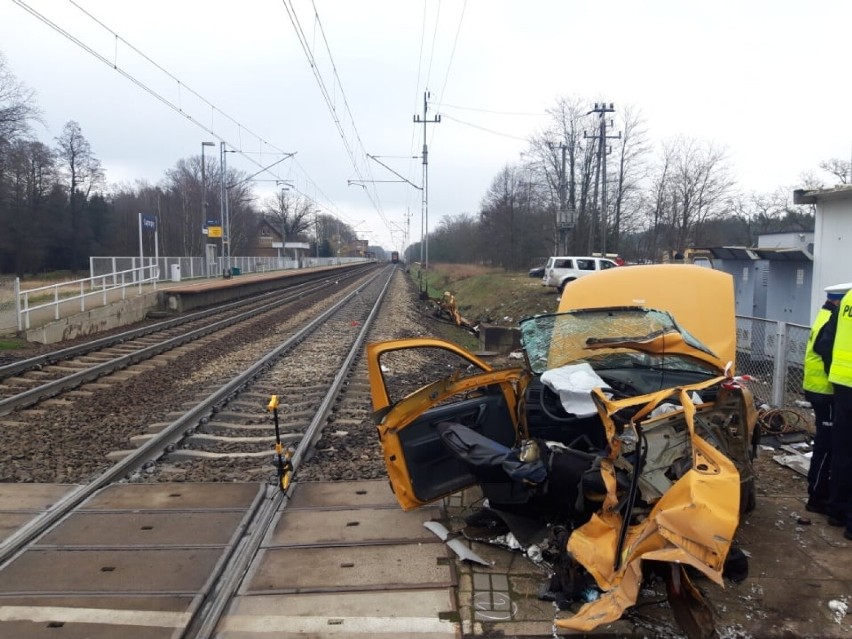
xmin=424 ymin=0 xmax=442 ymax=94
xmin=11 ymin=1 xmax=350 ymax=213
xmin=281 ymin=0 xmax=392 ymax=238
xmin=405 ymin=1 xmax=430 ymax=221
xmin=440 ymin=113 xmax=530 ymax=141
xmin=61 ymin=0 xmax=297 ymax=180
xmin=438 ymin=102 xmax=549 ymax=117
xmin=430 ymin=0 xmax=466 ymax=149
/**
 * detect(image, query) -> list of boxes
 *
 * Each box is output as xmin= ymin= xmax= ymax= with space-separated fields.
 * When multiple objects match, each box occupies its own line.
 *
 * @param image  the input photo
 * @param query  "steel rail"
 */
xmin=186 ymin=266 xmax=394 ymax=638
xmin=0 ymin=267 xmax=375 ymax=416
xmin=0 ymin=264 xmax=372 ymax=381
xmin=0 ymin=266 xmax=390 ymax=568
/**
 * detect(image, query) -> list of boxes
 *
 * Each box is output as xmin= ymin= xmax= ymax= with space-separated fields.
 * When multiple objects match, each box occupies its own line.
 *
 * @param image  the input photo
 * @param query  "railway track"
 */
xmin=0 ymin=265 xmax=461 ymax=638
xmin=0 ymin=264 xmax=373 ymax=416
xmin=0 ymin=267 xmax=847 ymax=639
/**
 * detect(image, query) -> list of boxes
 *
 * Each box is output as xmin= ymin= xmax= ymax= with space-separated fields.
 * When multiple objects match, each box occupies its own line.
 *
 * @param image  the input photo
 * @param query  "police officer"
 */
xmin=814 ymin=283 xmax=852 ymax=539
xmin=803 ymin=284 xmax=849 ymax=513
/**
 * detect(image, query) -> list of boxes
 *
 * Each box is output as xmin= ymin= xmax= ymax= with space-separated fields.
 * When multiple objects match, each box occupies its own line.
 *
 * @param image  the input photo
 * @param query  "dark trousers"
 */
xmin=805 ymin=390 xmax=833 ymax=506
xmin=829 ymin=384 xmax=852 ymax=531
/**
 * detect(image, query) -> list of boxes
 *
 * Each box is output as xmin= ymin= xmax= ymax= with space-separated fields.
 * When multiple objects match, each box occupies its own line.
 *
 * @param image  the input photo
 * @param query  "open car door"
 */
xmin=367 ymin=338 xmax=527 ymax=511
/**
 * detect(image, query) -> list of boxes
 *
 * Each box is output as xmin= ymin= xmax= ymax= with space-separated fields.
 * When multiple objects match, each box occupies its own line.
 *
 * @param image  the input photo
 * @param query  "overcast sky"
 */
xmin=1 ymin=0 xmax=851 ymax=252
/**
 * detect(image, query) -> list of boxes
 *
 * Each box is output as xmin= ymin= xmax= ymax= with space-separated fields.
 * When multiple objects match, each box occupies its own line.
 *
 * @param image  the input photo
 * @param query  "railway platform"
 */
xmin=16 ymin=263 xmax=369 ymax=345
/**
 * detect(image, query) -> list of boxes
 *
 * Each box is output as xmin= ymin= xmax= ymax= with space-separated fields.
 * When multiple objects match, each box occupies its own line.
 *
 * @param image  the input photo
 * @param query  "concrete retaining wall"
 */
xmin=478 ymin=324 xmax=521 ymax=354
xmin=24 ymin=291 xmax=160 ymax=344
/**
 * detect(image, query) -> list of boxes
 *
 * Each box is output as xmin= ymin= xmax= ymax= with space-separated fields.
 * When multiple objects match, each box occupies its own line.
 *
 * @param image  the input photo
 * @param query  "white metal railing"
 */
xmin=17 ymin=264 xmax=160 ymax=331
xmin=11 ymin=256 xmax=372 ymax=334
xmin=90 ymin=255 xmax=369 ymax=282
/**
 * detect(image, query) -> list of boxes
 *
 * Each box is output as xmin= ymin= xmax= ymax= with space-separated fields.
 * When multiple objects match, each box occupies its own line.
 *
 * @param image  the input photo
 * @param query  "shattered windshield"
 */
xmin=519 ymin=307 xmax=719 ymax=375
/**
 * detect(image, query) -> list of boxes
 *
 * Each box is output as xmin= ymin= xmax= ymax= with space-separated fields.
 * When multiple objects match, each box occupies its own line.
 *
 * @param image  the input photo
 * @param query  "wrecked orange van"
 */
xmin=366 ymin=265 xmax=757 ymax=634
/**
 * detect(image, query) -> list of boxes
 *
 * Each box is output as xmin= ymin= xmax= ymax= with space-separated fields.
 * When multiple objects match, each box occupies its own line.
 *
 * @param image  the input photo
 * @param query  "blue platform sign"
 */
xmin=141 ymin=214 xmax=157 ymax=231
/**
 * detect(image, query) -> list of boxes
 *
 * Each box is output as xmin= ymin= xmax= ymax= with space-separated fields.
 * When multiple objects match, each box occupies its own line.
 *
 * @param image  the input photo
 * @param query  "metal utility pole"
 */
xmin=559 ymin=143 xmax=567 ymax=254
xmin=413 ymin=90 xmax=440 ymax=271
xmin=585 ymin=102 xmax=620 ymax=255
xmin=548 ymin=142 xmax=577 ymax=255
xmin=201 ymin=141 xmax=215 ymax=273
xmin=406 ymin=207 xmax=411 ymax=259
xmin=220 ymin=142 xmax=230 ymax=275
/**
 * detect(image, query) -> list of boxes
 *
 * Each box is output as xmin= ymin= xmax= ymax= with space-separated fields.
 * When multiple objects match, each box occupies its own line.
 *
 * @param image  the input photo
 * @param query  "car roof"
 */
xmin=548 ymin=255 xmax=610 ymax=260
xmin=555 ymin=264 xmax=736 ymax=365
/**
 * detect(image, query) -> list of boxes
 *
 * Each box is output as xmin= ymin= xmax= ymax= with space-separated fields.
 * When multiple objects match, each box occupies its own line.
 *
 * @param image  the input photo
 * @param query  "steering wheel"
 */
xmin=538 ymin=384 xmax=575 ymax=422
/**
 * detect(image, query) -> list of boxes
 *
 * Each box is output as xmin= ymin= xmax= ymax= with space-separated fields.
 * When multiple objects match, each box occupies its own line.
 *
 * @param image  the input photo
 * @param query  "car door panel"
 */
xmin=398 ymin=392 xmax=515 ymax=503
xmin=367 ymin=338 xmax=525 ymax=510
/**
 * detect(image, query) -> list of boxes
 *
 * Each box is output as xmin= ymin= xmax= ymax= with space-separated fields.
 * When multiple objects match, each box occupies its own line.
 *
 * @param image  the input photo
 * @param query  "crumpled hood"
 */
xmin=556 ymin=264 xmax=736 ymax=368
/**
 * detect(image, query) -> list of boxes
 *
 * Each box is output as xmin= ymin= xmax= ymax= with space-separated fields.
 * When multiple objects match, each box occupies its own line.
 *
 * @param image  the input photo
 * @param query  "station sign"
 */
xmin=207 ymin=226 xmax=223 ymax=238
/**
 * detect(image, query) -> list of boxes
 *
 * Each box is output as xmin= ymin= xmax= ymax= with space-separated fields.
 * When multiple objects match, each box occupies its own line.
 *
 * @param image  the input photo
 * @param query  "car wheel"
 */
xmin=557 ymin=279 xmax=573 ymax=293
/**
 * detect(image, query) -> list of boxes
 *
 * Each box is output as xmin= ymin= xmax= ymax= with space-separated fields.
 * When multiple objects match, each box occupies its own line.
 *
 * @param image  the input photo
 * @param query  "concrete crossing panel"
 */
xmin=267 ymin=506 xmax=442 ymax=546
xmin=244 ymin=544 xmax=453 ymax=593
xmin=286 ymin=480 xmax=399 ymax=509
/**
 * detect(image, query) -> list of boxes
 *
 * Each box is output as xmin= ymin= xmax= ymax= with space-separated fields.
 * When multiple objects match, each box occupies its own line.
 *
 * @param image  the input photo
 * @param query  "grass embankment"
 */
xmin=0 ymin=337 xmax=28 ymax=351
xmin=0 ymin=272 xmax=84 ymax=306
xmin=411 ymin=262 xmax=560 ymax=329
xmin=0 ymin=271 xmax=95 ymax=350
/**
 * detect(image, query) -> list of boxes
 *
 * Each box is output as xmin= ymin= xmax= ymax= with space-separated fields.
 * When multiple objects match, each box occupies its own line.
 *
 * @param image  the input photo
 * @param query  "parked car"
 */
xmin=366 ymin=264 xmax=757 ymax=635
xmin=541 ymin=255 xmax=617 ymax=292
xmin=528 ymin=265 xmax=546 ymax=278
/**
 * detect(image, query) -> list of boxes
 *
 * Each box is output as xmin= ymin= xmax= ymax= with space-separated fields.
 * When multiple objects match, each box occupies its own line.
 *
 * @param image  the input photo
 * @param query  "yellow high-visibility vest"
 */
xmin=804 ymin=307 xmax=833 ymax=394
xmin=829 ymin=293 xmax=852 ymax=388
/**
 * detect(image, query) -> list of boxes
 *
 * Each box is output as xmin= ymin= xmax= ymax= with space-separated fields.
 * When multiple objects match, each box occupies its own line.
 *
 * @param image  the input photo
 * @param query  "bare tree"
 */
xmin=479 ymin=165 xmax=523 ymax=269
xmin=56 ymin=121 xmax=104 ymax=200
xmin=223 ymin=175 xmax=256 ymax=256
xmin=667 ymin=137 xmax=734 ymax=254
xmin=723 ymin=187 xmax=815 ymax=248
xmin=0 ymin=140 xmax=56 ymax=274
xmin=428 ymin=213 xmax=481 ymax=263
xmin=645 ymin=140 xmax=674 ymax=262
xmin=162 ymin=158 xmax=200 ymax=257
xmin=608 ymin=104 xmax=650 ymax=253
xmin=55 ymin=121 xmax=105 ymax=270
xmin=526 ymin=96 xmax=595 ymax=254
xmin=819 ymin=158 xmax=850 ymax=184
xmin=0 ymin=52 xmax=39 ymax=144
xmin=798 ymin=170 xmax=825 ymax=191
xmin=263 ymin=190 xmax=317 ymax=244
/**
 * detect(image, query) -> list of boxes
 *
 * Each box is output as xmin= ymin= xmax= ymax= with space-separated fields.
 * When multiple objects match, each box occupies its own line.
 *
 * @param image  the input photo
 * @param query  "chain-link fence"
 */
xmin=735 ymin=316 xmax=809 ymax=409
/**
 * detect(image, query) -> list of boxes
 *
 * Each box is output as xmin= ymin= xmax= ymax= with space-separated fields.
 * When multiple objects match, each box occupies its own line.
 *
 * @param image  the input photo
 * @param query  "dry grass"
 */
xmin=0 ymin=275 xmax=88 ymax=305
xmin=411 ymin=262 xmax=559 ymax=327
xmin=430 ymin=263 xmax=501 ymax=278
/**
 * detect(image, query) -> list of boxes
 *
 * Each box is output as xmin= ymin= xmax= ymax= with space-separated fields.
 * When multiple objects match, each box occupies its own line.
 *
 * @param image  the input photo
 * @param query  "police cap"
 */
xmin=825 ymin=282 xmax=852 ymax=301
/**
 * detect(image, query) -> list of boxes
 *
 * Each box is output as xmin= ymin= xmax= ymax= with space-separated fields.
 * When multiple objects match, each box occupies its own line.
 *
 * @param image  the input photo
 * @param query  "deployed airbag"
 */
xmin=541 ymin=363 xmax=611 ymax=418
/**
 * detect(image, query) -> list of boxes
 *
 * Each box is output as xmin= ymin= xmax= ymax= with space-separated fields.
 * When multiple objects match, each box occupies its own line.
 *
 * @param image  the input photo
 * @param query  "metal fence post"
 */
xmin=771 ymin=321 xmax=789 ymax=407
xmin=14 ymin=277 xmax=21 ymax=332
